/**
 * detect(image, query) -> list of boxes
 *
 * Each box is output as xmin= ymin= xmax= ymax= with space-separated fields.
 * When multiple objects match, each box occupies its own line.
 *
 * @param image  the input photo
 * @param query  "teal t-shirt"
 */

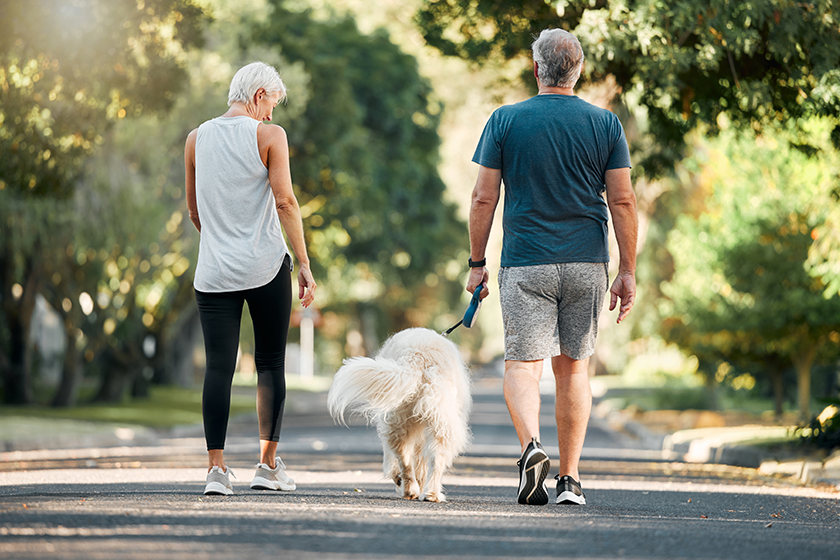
xmin=472 ymin=94 xmax=631 ymax=267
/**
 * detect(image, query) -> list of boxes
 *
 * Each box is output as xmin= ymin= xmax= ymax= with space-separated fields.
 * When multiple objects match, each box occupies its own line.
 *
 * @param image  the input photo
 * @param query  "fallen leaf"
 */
xmin=354 ymin=488 xmax=365 ymax=493
xmin=687 ymin=498 xmax=692 ymax=503
xmin=771 ymin=513 xmax=780 ymax=518
xmin=22 ymin=504 xmax=27 ymax=509
xmin=700 ymin=515 xmax=708 ymax=519
xmin=765 ymin=522 xmax=773 ymax=528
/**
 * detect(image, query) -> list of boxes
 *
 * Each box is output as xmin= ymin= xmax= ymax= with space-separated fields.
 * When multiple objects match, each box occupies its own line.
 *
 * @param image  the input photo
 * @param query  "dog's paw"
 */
xmin=397 ymin=479 xmax=420 ymax=500
xmin=421 ymin=492 xmax=446 ymax=503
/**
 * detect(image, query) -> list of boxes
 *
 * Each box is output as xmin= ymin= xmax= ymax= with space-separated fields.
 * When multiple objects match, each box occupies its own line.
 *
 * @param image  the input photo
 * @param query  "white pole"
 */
xmin=300 ymin=308 xmax=314 ymax=380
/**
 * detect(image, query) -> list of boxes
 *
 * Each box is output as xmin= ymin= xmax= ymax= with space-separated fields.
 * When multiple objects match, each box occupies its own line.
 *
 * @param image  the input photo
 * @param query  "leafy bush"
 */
xmin=797 ymin=400 xmax=840 ymax=451
xmin=651 ymin=385 xmax=714 ymax=411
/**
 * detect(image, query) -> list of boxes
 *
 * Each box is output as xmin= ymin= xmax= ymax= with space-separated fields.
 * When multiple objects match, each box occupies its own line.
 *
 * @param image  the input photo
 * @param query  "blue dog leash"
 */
xmin=442 ymin=285 xmax=483 ymax=337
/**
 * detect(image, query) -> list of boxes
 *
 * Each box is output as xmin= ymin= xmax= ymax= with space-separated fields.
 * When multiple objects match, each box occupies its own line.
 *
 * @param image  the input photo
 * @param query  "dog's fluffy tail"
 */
xmin=327 ymin=356 xmax=421 ymax=425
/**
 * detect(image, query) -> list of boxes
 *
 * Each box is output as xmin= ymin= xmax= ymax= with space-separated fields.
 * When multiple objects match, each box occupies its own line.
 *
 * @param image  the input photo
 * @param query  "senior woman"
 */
xmin=184 ymin=61 xmax=316 ymax=495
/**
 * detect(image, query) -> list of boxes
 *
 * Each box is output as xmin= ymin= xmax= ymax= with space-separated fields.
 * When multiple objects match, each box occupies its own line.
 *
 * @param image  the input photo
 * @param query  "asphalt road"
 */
xmin=1 ymin=377 xmax=838 ymax=559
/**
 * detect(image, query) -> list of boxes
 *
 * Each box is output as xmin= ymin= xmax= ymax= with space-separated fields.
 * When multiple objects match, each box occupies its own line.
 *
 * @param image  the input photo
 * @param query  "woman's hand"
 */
xmin=297 ymin=264 xmax=316 ymax=308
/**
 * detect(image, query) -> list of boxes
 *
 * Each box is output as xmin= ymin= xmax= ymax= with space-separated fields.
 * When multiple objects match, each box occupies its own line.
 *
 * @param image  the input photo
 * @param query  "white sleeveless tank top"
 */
xmin=193 ymin=116 xmax=289 ymax=292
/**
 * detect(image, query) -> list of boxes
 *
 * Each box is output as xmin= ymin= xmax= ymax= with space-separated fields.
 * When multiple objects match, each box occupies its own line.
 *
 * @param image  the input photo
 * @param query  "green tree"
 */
xmin=661 ymin=123 xmax=840 ymax=419
xmin=416 ymin=0 xmax=840 ymax=176
xmin=254 ymin=1 xmax=466 ymax=351
xmin=0 ymin=0 xmax=207 ymax=404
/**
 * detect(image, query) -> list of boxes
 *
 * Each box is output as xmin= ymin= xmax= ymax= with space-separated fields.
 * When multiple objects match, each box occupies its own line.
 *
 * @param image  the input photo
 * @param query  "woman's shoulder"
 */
xmin=257 ymin=122 xmax=287 ymax=144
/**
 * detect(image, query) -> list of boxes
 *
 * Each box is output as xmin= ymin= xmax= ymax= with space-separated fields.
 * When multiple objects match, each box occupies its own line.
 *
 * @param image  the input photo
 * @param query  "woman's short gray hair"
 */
xmin=531 ymin=29 xmax=584 ymax=88
xmin=227 ymin=61 xmax=287 ymax=107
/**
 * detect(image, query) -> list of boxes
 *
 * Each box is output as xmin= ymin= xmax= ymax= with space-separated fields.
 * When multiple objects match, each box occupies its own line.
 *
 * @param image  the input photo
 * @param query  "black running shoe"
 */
xmin=516 ymin=438 xmax=550 ymax=505
xmin=555 ymin=474 xmax=586 ymax=505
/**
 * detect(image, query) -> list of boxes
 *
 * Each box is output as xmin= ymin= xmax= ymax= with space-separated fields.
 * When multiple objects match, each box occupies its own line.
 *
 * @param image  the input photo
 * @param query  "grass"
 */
xmin=0 ymin=385 xmax=256 ymax=430
xmin=0 ymin=374 xmax=333 ymax=431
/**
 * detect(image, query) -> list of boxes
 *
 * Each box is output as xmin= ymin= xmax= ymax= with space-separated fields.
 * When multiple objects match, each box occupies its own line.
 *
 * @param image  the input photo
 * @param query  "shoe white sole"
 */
xmin=250 ymin=476 xmax=296 ymax=491
xmin=556 ymin=491 xmax=586 ymax=505
xmin=204 ymin=482 xmax=233 ymax=496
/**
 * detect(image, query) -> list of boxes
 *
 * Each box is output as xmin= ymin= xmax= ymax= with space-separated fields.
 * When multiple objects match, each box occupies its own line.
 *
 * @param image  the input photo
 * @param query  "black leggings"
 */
xmin=195 ymin=260 xmax=292 ymax=450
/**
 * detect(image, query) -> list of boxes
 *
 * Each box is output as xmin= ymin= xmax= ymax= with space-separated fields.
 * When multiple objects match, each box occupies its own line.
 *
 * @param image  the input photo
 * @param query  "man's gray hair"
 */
xmin=227 ymin=61 xmax=287 ymax=107
xmin=531 ymin=29 xmax=584 ymax=88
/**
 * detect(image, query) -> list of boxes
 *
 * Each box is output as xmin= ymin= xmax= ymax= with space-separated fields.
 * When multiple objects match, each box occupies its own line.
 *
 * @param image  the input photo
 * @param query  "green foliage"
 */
xmin=3 ymin=0 xmax=470 ymax=406
xmin=644 ymin=382 xmax=714 ymax=411
xmin=797 ymin=401 xmax=840 ymax=451
xmin=416 ymin=0 xmax=840 ymax=175
xmin=255 ymin=1 xmax=467 ymax=341
xmin=0 ymin=0 xmax=209 ymax=404
xmin=0 ymin=0 xmax=208 ymax=197
xmin=660 ymin=122 xmax=840 ymax=417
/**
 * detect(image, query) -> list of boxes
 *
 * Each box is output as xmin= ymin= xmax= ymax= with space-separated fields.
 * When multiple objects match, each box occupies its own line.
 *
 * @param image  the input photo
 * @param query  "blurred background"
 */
xmin=1 ymin=0 xmax=839 ymax=447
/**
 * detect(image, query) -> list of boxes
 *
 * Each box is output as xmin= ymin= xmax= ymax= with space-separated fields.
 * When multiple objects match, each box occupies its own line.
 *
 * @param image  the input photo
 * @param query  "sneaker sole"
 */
xmin=250 ymin=476 xmax=296 ymax=492
xmin=204 ymin=482 xmax=233 ymax=496
xmin=556 ymin=491 xmax=586 ymax=505
xmin=518 ymin=450 xmax=550 ymax=505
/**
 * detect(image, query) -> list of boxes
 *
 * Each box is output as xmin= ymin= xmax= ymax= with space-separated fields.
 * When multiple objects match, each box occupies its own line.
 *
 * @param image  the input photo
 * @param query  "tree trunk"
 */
xmin=768 ymin=366 xmax=786 ymax=420
xmin=359 ymin=305 xmax=379 ymax=357
xmin=2 ymin=259 xmax=41 ymax=404
xmin=92 ymin=351 xmax=134 ymax=403
xmin=697 ymin=359 xmax=719 ymax=410
xmin=51 ymin=317 xmax=80 ymax=407
xmin=4 ymin=317 xmax=33 ymax=404
xmin=793 ymin=345 xmax=817 ymax=422
xmin=156 ymin=308 xmax=200 ymax=387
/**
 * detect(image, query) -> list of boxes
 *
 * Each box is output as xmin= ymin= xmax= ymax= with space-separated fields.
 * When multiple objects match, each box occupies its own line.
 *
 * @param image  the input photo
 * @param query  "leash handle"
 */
xmin=441 ymin=284 xmax=484 ymax=337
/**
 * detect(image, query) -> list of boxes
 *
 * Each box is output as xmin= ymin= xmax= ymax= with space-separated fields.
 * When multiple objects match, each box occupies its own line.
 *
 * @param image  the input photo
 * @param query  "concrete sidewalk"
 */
xmin=596 ymin=402 xmax=840 ymax=491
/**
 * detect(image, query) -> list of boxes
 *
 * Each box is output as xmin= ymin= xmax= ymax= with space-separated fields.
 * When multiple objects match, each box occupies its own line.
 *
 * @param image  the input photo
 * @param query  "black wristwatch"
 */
xmin=468 ymin=257 xmax=486 ymax=268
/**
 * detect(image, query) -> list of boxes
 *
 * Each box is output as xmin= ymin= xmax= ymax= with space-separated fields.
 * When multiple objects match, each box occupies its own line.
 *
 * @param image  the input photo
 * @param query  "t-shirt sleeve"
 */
xmin=606 ymin=116 xmax=631 ymax=170
xmin=472 ymin=111 xmax=503 ymax=169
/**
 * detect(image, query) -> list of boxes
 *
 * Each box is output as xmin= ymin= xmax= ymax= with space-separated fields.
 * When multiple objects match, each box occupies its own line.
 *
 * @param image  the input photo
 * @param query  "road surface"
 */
xmin=1 ymin=377 xmax=838 ymax=559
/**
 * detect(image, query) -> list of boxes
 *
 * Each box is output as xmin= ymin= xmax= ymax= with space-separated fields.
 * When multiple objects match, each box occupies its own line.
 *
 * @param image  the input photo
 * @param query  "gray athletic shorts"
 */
xmin=498 ymin=262 xmax=608 ymax=361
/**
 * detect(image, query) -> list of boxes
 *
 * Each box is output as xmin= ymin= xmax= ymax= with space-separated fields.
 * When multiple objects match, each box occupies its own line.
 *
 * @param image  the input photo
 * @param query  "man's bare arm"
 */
xmin=605 ymin=167 xmax=638 ymax=323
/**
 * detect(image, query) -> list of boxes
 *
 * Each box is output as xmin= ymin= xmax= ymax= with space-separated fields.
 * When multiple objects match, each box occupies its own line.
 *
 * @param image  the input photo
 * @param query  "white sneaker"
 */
xmin=204 ymin=466 xmax=234 ymax=495
xmin=250 ymin=456 xmax=296 ymax=491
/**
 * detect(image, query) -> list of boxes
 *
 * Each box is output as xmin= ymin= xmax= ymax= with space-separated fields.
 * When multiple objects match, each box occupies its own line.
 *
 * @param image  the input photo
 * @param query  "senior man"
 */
xmin=466 ymin=28 xmax=638 ymax=506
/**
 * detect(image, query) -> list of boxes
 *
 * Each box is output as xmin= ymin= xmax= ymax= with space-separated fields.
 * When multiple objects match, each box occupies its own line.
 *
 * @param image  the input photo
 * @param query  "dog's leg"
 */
xmin=420 ymin=431 xmax=451 ymax=503
xmin=385 ymin=421 xmax=421 ymax=500
xmin=382 ymin=442 xmax=401 ymax=488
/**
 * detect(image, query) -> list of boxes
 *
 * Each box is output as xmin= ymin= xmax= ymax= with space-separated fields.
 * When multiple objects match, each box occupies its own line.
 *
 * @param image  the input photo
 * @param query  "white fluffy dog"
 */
xmin=327 ymin=327 xmax=472 ymax=502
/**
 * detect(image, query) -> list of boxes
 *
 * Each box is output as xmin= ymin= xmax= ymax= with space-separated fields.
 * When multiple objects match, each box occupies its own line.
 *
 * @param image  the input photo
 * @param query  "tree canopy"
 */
xmin=2 ymin=0 xmax=470 ymax=404
xmin=0 ymin=0 xmax=206 ymax=198
xmin=254 ymin=0 xmax=467 ymax=346
xmin=416 ymin=0 xmax=840 ymax=175
xmin=661 ymin=121 xmax=840 ymax=418
xmin=1 ymin=0 xmax=208 ymax=404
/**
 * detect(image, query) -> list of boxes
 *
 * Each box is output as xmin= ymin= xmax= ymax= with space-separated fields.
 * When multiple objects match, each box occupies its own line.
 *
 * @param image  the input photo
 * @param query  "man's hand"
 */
xmin=466 ymin=267 xmax=490 ymax=300
xmin=609 ymin=271 xmax=635 ymax=324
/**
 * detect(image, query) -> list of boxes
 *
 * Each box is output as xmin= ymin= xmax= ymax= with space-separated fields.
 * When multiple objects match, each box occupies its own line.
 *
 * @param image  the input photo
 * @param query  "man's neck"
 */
xmin=538 ymin=85 xmax=575 ymax=96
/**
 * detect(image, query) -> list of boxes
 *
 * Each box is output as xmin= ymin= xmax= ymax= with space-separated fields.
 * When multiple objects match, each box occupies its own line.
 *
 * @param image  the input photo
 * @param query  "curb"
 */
xmin=758 ymin=450 xmax=840 ymax=490
xmin=0 ymin=417 xmax=160 ymax=453
xmin=662 ymin=426 xmax=840 ymax=490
